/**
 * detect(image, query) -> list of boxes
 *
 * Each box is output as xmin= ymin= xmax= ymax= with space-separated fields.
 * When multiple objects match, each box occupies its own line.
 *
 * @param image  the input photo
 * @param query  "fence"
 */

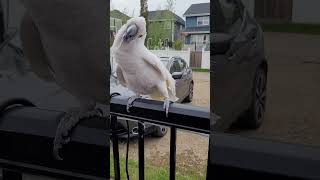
xmin=111 ymin=48 xmax=211 ymax=70
xmin=201 ymin=50 xmax=210 ymax=69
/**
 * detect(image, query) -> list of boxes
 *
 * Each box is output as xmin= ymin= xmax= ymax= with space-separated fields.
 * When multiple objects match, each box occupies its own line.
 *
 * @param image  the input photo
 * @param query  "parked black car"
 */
xmin=110 ymin=56 xmax=194 ymax=137
xmin=212 ymin=0 xmax=268 ymax=131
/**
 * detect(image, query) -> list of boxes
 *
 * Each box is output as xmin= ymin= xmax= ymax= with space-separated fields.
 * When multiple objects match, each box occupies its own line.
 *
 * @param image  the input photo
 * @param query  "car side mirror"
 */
xmin=172 ymin=72 xmax=183 ymax=79
xmin=212 ymin=33 xmax=232 ymax=55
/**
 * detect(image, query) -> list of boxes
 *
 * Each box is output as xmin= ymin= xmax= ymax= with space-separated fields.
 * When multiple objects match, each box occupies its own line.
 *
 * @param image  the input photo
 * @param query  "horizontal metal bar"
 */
xmin=0 ymin=105 xmax=109 ymax=179
xmin=110 ymin=96 xmax=215 ymax=134
xmin=208 ymin=133 xmax=320 ymax=179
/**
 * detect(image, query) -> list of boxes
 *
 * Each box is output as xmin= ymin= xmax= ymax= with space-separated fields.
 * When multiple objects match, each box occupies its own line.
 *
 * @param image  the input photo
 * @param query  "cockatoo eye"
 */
xmin=139 ymin=35 xmax=143 ymax=38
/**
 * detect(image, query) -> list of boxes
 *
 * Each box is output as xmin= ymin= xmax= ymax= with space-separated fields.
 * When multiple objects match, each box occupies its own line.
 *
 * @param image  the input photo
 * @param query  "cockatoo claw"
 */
xmin=126 ymin=95 xmax=141 ymax=113
xmin=163 ymin=98 xmax=171 ymax=118
xmin=53 ymin=109 xmax=102 ymax=160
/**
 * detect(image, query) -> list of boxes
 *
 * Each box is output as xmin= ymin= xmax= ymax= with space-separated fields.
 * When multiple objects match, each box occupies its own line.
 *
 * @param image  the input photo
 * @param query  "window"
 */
xmin=110 ymin=17 xmax=122 ymax=33
xmin=178 ymin=59 xmax=187 ymax=71
xmin=165 ymin=21 xmax=172 ymax=29
xmin=197 ymin=16 xmax=209 ymax=26
xmin=170 ymin=60 xmax=181 ymax=74
xmin=216 ymin=0 xmax=244 ymax=34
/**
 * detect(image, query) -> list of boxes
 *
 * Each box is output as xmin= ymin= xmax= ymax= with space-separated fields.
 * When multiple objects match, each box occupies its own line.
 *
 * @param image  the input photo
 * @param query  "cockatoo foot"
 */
xmin=163 ymin=98 xmax=172 ymax=118
xmin=126 ymin=95 xmax=141 ymax=113
xmin=53 ymin=108 xmax=102 ymax=160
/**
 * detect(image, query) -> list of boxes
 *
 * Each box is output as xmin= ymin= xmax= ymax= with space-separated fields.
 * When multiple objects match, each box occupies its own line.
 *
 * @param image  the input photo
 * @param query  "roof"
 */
xmin=183 ymin=3 xmax=210 ymax=16
xmin=110 ymin=10 xmax=131 ymax=23
xmin=148 ymin=10 xmax=185 ymax=25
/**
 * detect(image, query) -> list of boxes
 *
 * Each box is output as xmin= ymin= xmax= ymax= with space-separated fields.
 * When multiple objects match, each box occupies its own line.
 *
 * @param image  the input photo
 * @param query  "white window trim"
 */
xmin=184 ymin=13 xmax=210 ymax=17
xmin=197 ymin=16 xmax=209 ymax=26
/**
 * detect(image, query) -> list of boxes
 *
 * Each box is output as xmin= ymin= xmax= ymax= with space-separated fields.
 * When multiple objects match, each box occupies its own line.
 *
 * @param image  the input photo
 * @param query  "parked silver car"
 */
xmin=110 ymin=56 xmax=194 ymax=137
xmin=212 ymin=0 xmax=268 ymax=131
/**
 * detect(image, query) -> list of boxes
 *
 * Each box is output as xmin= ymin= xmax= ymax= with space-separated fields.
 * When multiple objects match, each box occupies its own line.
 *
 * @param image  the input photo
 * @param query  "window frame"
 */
xmin=197 ymin=16 xmax=210 ymax=26
xmin=165 ymin=20 xmax=172 ymax=30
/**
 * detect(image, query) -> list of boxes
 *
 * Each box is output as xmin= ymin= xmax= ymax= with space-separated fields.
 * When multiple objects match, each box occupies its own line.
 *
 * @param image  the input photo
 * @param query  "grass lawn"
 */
xmin=191 ymin=68 xmax=210 ymax=73
xmin=262 ymin=23 xmax=320 ymax=35
xmin=110 ymin=153 xmax=206 ymax=180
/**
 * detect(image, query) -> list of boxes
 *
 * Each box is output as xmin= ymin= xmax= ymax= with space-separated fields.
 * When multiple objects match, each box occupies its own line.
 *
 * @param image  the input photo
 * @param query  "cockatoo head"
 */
xmin=122 ymin=16 xmax=147 ymax=44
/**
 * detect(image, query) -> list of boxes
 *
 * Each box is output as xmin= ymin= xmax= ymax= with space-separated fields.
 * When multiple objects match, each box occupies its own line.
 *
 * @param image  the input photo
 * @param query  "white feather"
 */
xmin=111 ymin=17 xmax=178 ymax=102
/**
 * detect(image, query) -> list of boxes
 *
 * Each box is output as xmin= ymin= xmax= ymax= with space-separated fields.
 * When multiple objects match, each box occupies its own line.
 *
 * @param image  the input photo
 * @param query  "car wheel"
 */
xmin=242 ymin=67 xmax=267 ymax=129
xmin=152 ymin=126 xmax=168 ymax=137
xmin=184 ymin=82 xmax=194 ymax=103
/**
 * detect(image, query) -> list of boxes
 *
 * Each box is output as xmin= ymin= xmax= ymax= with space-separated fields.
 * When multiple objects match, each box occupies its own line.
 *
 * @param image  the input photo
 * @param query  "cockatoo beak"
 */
xmin=123 ymin=23 xmax=139 ymax=43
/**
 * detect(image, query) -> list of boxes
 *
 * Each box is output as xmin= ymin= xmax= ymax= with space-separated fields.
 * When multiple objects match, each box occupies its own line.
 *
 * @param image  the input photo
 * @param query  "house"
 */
xmin=182 ymin=3 xmax=210 ymax=51
xmin=242 ymin=0 xmax=320 ymax=24
xmin=110 ymin=10 xmax=130 ymax=25
xmin=110 ymin=10 xmax=131 ymax=46
xmin=147 ymin=10 xmax=185 ymax=49
xmin=110 ymin=10 xmax=130 ymax=35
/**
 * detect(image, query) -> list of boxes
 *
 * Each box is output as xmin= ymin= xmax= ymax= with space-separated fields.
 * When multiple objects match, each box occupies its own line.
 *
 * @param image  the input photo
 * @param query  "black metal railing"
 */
xmin=0 ymin=98 xmax=110 ymax=180
xmin=0 ymin=96 xmax=216 ymax=180
xmin=110 ymin=95 xmax=216 ymax=180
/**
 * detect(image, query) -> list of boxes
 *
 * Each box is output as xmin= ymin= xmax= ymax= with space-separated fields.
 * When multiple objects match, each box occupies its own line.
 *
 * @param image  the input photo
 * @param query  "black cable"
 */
xmin=126 ymin=120 xmax=130 ymax=180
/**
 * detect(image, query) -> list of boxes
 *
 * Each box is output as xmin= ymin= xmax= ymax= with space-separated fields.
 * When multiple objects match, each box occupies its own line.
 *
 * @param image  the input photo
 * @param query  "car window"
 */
xmin=170 ymin=60 xmax=181 ymax=74
xmin=178 ymin=59 xmax=187 ymax=71
xmin=217 ymin=0 xmax=244 ymax=35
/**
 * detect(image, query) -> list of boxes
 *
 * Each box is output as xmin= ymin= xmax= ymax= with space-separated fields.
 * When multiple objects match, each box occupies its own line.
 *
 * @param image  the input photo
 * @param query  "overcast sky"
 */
xmin=110 ymin=0 xmax=210 ymax=20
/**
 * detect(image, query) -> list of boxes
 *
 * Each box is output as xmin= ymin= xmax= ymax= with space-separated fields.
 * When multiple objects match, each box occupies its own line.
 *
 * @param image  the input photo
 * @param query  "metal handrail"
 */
xmin=110 ymin=95 xmax=216 ymax=180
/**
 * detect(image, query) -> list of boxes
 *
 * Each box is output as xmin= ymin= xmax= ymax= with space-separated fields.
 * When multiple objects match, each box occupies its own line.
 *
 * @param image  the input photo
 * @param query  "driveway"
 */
xmin=230 ymin=32 xmax=320 ymax=147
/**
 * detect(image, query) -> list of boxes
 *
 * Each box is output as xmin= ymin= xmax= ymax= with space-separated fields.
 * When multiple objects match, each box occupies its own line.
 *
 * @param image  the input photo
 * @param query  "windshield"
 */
xmin=160 ymin=57 xmax=170 ymax=67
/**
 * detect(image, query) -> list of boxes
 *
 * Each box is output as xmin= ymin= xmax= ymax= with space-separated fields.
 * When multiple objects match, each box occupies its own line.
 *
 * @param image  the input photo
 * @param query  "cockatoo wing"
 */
xmin=20 ymin=13 xmax=55 ymax=82
xmin=116 ymin=66 xmax=126 ymax=87
xmin=142 ymin=49 xmax=178 ymax=102
xmin=141 ymin=49 xmax=168 ymax=80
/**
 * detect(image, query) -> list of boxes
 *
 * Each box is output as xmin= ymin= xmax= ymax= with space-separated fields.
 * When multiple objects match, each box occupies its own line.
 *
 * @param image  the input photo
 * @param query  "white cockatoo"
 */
xmin=19 ymin=0 xmax=108 ymax=160
xmin=111 ymin=17 xmax=178 ymax=117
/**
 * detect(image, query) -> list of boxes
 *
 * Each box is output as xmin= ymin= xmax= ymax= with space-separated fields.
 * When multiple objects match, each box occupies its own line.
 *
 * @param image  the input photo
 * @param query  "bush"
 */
xmin=173 ymin=40 xmax=183 ymax=50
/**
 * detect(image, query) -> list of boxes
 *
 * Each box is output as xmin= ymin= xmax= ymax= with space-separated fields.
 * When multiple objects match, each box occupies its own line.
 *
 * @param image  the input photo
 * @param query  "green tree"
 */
xmin=140 ymin=0 xmax=149 ymax=45
xmin=147 ymin=0 xmax=175 ymax=50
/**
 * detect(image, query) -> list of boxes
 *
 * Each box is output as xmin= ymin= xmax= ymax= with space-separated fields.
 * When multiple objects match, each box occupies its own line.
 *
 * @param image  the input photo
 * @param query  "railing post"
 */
xmin=170 ymin=127 xmax=177 ymax=180
xmin=138 ymin=121 xmax=145 ymax=180
xmin=2 ymin=169 xmax=22 ymax=180
xmin=111 ymin=115 xmax=120 ymax=180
